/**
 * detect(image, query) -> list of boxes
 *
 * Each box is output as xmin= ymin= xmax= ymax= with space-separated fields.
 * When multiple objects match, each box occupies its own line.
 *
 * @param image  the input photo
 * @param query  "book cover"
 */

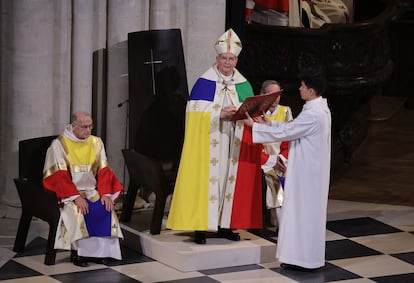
xmin=231 ymin=91 xmax=282 ymax=121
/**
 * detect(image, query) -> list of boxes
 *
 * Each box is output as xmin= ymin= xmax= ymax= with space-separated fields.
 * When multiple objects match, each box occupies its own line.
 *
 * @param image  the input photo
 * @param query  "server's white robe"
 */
xmin=252 ymin=97 xmax=331 ymax=268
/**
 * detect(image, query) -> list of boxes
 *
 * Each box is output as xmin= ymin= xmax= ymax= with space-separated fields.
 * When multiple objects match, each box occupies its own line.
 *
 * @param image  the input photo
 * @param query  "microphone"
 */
xmin=117 ymin=99 xmax=129 ymax=108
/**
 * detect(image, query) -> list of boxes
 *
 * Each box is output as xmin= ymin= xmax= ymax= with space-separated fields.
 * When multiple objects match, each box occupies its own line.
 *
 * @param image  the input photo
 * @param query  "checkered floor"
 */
xmin=1 ymin=199 xmax=414 ymax=283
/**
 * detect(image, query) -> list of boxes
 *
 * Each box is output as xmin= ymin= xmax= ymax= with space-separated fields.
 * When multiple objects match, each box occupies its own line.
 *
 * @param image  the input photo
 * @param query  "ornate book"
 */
xmin=231 ymin=91 xmax=282 ymax=121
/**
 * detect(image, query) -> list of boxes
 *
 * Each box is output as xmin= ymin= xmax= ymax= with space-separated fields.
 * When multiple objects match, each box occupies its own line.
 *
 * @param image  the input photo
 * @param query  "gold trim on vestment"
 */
xmin=58 ymin=135 xmax=67 ymax=152
xmin=111 ymin=211 xmax=120 ymax=237
xmin=67 ymin=201 xmax=90 ymax=238
xmin=209 ymin=195 xmax=218 ymax=204
xmin=215 ymin=39 xmax=242 ymax=49
xmin=71 ymin=164 xmax=92 ymax=173
xmin=96 ymin=159 xmax=109 ymax=172
xmin=44 ymin=162 xmax=68 ymax=177
xmin=79 ymin=191 xmax=100 ymax=202
xmin=211 ymin=118 xmax=219 ymax=131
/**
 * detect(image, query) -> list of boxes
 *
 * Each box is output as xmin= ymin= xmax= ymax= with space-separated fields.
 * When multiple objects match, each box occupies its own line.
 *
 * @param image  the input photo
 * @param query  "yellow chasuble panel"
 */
xmin=265 ymin=105 xmax=290 ymax=122
xmin=62 ymin=136 xmax=97 ymax=169
xmin=167 ymin=111 xmax=212 ymax=230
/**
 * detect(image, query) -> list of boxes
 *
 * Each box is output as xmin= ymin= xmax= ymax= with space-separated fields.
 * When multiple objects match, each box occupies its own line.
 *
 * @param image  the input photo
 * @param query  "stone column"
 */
xmin=149 ymin=0 xmax=226 ymax=88
xmin=0 ymin=0 xmax=72 ymax=217
xmin=105 ymin=0 xmax=150 ymax=185
xmin=184 ymin=0 xmax=226 ymax=88
xmin=71 ymin=0 xmax=107 ymax=112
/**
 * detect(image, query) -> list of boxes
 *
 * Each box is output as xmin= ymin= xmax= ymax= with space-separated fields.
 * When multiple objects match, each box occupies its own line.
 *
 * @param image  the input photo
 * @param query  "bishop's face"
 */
xmin=216 ymin=52 xmax=238 ymax=76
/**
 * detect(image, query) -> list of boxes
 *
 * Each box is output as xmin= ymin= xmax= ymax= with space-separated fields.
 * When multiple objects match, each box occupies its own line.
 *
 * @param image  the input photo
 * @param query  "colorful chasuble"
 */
xmin=262 ymin=105 xmax=292 ymax=208
xmin=43 ymin=135 xmax=123 ymax=200
xmin=265 ymin=105 xmax=292 ymax=122
xmin=166 ymin=66 xmax=263 ymax=232
xmin=63 ymin=135 xmax=98 ymax=167
xmin=42 ymin=133 xmax=123 ymax=252
xmin=262 ymin=105 xmax=291 ymax=158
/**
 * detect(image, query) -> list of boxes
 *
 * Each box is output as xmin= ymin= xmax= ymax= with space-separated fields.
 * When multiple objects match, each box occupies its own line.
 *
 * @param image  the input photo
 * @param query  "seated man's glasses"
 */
xmin=75 ymin=124 xmax=94 ymax=130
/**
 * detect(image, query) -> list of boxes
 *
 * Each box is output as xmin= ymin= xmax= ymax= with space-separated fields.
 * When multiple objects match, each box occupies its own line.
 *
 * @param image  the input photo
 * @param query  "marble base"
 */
xmin=120 ymin=222 xmax=276 ymax=272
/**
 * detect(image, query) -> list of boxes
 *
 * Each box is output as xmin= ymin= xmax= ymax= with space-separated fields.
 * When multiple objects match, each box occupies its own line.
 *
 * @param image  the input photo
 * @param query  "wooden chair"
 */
xmin=13 ymin=135 xmax=60 ymax=265
xmin=121 ymin=149 xmax=176 ymax=235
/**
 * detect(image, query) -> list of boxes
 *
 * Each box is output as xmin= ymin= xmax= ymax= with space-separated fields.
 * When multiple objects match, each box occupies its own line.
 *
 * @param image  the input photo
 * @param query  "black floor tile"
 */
xmin=326 ymin=217 xmax=402 ymax=237
xmin=0 ymin=260 xmax=42 ymax=280
xmin=51 ymin=268 xmax=142 ymax=283
xmin=326 ymin=239 xmax=382 ymax=260
xmin=105 ymin=245 xmax=154 ymax=266
xmin=2 ymin=211 xmax=414 ymax=283
xmin=390 ymin=251 xmax=414 ymax=265
xmin=162 ymin=277 xmax=219 ymax=283
xmin=273 ymin=262 xmax=361 ymax=283
xmin=200 ymin=264 xmax=263 ymax=275
xmin=247 ymin=228 xmax=278 ymax=243
xmin=13 ymin=237 xmax=58 ymax=258
xmin=370 ymin=272 xmax=414 ymax=283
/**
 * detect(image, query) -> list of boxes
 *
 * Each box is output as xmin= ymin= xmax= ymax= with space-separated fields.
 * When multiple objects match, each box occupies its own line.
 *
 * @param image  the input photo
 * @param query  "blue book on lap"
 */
xmin=83 ymin=199 xmax=112 ymax=237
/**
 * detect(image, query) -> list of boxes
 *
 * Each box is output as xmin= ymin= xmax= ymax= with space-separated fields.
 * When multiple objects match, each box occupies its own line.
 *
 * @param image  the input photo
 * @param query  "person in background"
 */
xmin=301 ymin=0 xmax=350 ymax=28
xmin=259 ymin=80 xmax=292 ymax=230
xmin=43 ymin=111 xmax=124 ymax=267
xmin=246 ymin=0 xmax=289 ymax=26
xmin=245 ymin=0 xmax=350 ymax=28
xmin=244 ymin=71 xmax=331 ymax=271
xmin=167 ymin=28 xmax=264 ymax=244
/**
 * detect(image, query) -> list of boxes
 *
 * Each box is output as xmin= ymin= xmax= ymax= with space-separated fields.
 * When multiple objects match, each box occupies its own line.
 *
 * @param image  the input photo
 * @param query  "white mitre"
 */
xmin=214 ymin=28 xmax=242 ymax=56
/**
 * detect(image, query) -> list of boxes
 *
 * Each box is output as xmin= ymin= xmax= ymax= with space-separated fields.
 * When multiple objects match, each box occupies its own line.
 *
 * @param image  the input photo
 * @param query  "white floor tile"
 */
xmin=111 ymin=261 xmax=204 ymax=283
xmin=352 ymin=232 xmax=414 ymax=254
xmin=0 ymin=275 xmax=62 ymax=283
xmin=12 ymin=252 xmax=107 ymax=276
xmin=210 ymin=268 xmax=298 ymax=283
xmin=331 ymin=254 xmax=414 ymax=278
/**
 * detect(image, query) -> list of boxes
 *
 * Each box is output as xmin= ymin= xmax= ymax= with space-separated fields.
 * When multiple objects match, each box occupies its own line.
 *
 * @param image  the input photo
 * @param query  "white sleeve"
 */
xmin=252 ymin=111 xmax=316 ymax=143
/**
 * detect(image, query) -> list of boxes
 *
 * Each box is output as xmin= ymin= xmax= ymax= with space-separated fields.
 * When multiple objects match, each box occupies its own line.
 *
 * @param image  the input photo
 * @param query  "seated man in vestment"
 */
xmin=43 ymin=111 xmax=124 ymax=267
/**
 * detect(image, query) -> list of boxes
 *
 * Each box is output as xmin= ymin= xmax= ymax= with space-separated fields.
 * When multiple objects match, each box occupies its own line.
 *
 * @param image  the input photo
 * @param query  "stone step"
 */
xmin=120 ymin=222 xmax=277 ymax=272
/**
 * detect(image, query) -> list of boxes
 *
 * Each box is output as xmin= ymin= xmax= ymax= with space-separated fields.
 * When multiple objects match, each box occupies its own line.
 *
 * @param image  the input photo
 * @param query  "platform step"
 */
xmin=121 ymin=224 xmax=277 ymax=272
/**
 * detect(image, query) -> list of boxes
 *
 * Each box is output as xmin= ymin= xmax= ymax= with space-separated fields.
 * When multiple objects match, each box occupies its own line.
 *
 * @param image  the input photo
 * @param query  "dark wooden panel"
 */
xmin=92 ymin=48 xmax=107 ymax=143
xmin=127 ymin=29 xmax=188 ymax=161
xmin=227 ymin=0 xmax=397 ymax=172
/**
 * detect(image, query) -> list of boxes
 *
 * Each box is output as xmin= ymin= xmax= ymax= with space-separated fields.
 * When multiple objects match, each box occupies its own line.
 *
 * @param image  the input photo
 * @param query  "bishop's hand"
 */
xmin=220 ymin=105 xmax=237 ymax=120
